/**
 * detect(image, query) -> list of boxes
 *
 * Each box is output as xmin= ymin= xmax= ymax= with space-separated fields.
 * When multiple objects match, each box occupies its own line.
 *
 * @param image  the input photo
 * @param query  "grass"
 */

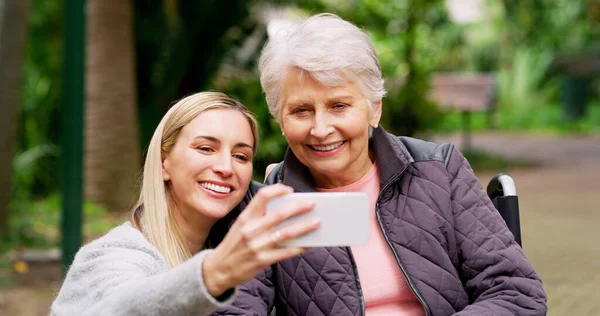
xmin=0 ymin=194 xmax=126 ymax=285
xmin=463 ymin=149 xmax=536 ymax=173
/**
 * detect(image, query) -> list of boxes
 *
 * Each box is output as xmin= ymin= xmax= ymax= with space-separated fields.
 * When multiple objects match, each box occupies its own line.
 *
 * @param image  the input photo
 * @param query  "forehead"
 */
xmin=282 ymin=68 xmax=364 ymax=103
xmin=180 ymin=108 xmax=254 ymax=144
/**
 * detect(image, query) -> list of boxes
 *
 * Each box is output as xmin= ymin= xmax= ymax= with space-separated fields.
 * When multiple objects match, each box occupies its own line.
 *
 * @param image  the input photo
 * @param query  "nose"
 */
xmin=310 ymin=111 xmax=334 ymax=139
xmin=212 ymin=153 xmax=233 ymax=178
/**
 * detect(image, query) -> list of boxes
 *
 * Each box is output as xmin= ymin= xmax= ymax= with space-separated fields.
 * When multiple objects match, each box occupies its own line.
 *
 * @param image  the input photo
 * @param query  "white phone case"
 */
xmin=265 ymin=192 xmax=370 ymax=247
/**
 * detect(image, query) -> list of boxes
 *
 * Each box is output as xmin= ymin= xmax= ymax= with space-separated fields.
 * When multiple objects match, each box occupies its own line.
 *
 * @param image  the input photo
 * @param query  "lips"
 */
xmin=198 ymin=182 xmax=233 ymax=194
xmin=308 ymin=141 xmax=345 ymax=151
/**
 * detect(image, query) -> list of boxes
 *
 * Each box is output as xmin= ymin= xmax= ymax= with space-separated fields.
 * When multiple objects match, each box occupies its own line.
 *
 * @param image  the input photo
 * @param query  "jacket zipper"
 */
xmin=375 ymin=171 xmax=433 ymax=316
xmin=346 ymin=247 xmax=366 ymax=316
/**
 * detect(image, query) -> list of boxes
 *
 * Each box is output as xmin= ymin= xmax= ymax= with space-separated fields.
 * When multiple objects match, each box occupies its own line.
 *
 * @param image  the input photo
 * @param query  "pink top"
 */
xmin=317 ymin=163 xmax=425 ymax=316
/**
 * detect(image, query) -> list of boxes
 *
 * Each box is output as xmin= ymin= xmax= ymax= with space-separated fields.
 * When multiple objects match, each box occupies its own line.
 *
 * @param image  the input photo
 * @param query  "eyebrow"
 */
xmin=286 ymin=95 xmax=356 ymax=107
xmin=328 ymin=95 xmax=356 ymax=103
xmin=286 ymin=99 xmax=312 ymax=107
xmin=193 ymin=135 xmax=254 ymax=150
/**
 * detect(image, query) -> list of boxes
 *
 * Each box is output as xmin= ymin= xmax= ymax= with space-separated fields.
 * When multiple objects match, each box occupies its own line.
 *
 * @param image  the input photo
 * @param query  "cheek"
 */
xmin=343 ymin=111 xmax=370 ymax=137
xmin=282 ymin=119 xmax=309 ymax=142
xmin=236 ymin=164 xmax=254 ymax=185
xmin=179 ymin=160 xmax=201 ymax=177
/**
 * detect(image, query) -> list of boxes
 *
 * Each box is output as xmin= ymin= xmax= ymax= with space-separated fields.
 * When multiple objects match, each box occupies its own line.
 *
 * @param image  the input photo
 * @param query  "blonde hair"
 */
xmin=131 ymin=91 xmax=259 ymax=267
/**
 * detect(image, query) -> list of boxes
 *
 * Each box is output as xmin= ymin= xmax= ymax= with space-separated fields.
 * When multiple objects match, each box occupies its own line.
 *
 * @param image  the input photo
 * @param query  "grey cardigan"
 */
xmin=51 ymin=182 xmax=264 ymax=316
xmin=50 ymin=222 xmax=235 ymax=316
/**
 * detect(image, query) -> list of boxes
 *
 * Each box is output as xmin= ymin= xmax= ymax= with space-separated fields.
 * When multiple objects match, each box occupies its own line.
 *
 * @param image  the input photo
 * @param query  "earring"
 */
xmin=372 ymin=123 xmax=378 ymax=128
xmin=282 ymin=132 xmax=285 ymax=136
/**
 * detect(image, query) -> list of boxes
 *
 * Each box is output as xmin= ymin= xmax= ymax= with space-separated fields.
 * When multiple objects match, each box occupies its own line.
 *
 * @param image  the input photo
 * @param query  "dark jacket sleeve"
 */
xmin=446 ymin=148 xmax=547 ymax=315
xmin=211 ymin=265 xmax=275 ymax=316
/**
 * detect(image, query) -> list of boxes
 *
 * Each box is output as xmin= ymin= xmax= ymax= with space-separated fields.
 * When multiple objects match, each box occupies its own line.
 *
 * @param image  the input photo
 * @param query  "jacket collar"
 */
xmin=280 ymin=126 xmax=412 ymax=192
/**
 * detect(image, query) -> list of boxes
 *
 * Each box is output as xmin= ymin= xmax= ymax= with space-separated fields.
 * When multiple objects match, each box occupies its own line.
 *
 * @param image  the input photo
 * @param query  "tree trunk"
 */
xmin=0 ymin=0 xmax=30 ymax=237
xmin=85 ymin=0 xmax=140 ymax=213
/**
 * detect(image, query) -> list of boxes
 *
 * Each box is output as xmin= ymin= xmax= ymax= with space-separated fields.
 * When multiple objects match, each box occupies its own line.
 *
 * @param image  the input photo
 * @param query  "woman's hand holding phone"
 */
xmin=202 ymin=184 xmax=320 ymax=298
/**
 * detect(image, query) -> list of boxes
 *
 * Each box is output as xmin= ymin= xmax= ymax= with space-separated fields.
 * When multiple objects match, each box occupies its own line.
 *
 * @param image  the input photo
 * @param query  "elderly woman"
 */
xmin=50 ymin=92 xmax=320 ymax=316
xmin=214 ymin=14 xmax=547 ymax=316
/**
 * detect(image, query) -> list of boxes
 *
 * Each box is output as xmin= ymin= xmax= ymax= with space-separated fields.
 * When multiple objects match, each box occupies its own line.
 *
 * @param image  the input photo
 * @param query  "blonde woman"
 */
xmin=50 ymin=92 xmax=319 ymax=316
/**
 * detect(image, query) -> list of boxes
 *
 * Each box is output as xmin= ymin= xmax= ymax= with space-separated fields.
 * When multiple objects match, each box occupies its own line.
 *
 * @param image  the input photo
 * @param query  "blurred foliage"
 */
xmin=463 ymin=149 xmax=536 ymax=174
xmin=495 ymin=47 xmax=560 ymax=127
xmin=1 ymin=194 xmax=123 ymax=253
xmin=134 ymin=0 xmax=261 ymax=149
xmin=500 ymin=0 xmax=599 ymax=55
xmin=6 ymin=0 xmax=599 ymax=251
xmin=16 ymin=0 xmax=63 ymax=201
xmin=438 ymin=100 xmax=600 ymax=134
xmin=3 ymin=0 xmax=64 ymax=250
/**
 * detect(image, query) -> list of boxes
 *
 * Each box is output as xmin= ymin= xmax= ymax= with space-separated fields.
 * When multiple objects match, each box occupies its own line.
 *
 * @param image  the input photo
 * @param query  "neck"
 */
xmin=312 ymin=149 xmax=376 ymax=189
xmin=173 ymin=205 xmax=217 ymax=254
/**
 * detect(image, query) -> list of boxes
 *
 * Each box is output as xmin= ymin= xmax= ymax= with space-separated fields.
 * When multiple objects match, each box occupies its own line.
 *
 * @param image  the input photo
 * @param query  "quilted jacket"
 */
xmin=214 ymin=126 xmax=547 ymax=316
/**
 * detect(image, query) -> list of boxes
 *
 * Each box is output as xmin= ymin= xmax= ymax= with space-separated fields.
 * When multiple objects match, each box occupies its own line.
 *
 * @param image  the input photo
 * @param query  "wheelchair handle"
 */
xmin=487 ymin=173 xmax=517 ymax=198
xmin=487 ymin=172 xmax=522 ymax=247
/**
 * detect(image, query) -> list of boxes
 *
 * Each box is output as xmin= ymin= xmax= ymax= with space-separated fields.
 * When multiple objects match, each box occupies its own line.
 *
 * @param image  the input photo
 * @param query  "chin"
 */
xmin=197 ymin=201 xmax=236 ymax=220
xmin=309 ymin=162 xmax=347 ymax=176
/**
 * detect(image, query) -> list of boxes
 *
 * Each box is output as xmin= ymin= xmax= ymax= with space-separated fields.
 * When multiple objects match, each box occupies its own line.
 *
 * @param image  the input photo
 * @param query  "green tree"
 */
xmin=134 ymin=0 xmax=255 ymax=149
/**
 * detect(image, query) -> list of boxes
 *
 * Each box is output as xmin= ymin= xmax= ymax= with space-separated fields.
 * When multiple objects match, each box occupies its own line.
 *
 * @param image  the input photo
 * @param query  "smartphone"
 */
xmin=265 ymin=192 xmax=370 ymax=247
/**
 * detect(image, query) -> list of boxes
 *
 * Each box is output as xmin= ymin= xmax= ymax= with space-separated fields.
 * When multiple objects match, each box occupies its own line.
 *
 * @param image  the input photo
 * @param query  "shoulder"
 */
xmin=52 ymin=222 xmax=169 ymax=313
xmin=393 ymin=135 xmax=455 ymax=166
xmin=70 ymin=222 xmax=168 ymax=274
xmin=247 ymin=181 xmax=265 ymax=196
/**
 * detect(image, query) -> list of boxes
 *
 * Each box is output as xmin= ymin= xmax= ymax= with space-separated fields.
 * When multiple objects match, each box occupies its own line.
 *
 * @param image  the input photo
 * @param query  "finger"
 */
xmin=273 ymin=218 xmax=321 ymax=245
xmin=263 ymin=199 xmax=315 ymax=231
xmin=258 ymin=247 xmax=307 ymax=266
xmin=243 ymin=184 xmax=293 ymax=218
xmin=242 ymin=199 xmax=314 ymax=239
xmin=249 ymin=217 xmax=320 ymax=250
xmin=237 ymin=200 xmax=314 ymax=244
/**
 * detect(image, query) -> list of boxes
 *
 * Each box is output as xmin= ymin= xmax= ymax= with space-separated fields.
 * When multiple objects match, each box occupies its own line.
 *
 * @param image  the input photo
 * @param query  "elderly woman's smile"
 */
xmin=307 ymin=140 xmax=346 ymax=154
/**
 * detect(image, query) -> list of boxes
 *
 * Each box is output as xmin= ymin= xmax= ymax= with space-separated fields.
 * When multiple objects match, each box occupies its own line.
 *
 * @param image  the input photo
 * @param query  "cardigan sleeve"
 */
xmin=50 ymin=224 xmax=236 ymax=316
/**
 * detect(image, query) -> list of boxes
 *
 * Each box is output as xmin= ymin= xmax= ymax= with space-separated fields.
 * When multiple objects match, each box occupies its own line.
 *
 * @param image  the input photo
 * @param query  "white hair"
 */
xmin=259 ymin=13 xmax=387 ymax=122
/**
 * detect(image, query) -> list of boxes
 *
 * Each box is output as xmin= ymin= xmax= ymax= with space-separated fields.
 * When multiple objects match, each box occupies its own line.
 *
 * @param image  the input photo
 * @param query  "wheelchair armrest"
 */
xmin=487 ymin=173 xmax=522 ymax=247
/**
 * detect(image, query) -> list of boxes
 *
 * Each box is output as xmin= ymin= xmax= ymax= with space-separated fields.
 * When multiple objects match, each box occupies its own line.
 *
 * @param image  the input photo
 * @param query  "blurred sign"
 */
xmin=429 ymin=73 xmax=495 ymax=112
xmin=445 ymin=0 xmax=488 ymax=24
